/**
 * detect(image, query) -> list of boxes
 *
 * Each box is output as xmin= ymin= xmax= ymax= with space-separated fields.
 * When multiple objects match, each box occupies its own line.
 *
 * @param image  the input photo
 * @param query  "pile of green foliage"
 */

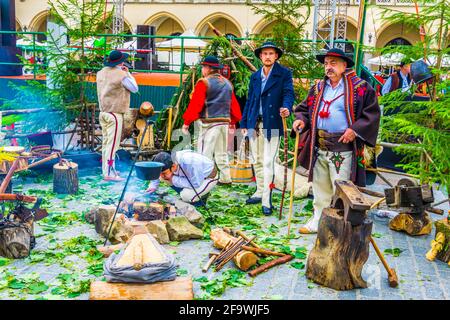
xmin=378 ymin=0 xmax=450 ymax=194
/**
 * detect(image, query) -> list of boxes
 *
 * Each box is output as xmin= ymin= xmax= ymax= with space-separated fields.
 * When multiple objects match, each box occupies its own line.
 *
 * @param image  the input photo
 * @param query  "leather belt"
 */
xmin=317 ymin=130 xmax=353 ymax=152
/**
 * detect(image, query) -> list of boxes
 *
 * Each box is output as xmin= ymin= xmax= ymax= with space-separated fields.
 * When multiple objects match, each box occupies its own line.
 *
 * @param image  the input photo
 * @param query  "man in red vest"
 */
xmin=182 ymin=56 xmax=242 ymax=185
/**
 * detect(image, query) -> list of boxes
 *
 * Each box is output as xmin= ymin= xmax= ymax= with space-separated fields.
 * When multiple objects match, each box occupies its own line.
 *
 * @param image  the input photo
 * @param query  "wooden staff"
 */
xmin=0 ymin=194 xmax=37 ymax=203
xmin=287 ymin=130 xmax=300 ymax=236
xmin=167 ymin=106 xmax=173 ymax=149
xmin=248 ymin=255 xmax=294 ymax=277
xmin=369 ymin=237 xmax=399 ymax=288
xmin=241 ymin=246 xmax=285 ymax=257
xmin=279 ymin=117 xmax=288 ymax=220
xmin=202 ymin=253 xmax=218 ymax=273
xmin=207 ymin=22 xmax=257 ymax=72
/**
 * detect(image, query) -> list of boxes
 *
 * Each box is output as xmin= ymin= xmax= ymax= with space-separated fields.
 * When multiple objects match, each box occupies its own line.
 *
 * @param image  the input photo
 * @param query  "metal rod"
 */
xmin=103 ymin=119 xmax=153 ymax=246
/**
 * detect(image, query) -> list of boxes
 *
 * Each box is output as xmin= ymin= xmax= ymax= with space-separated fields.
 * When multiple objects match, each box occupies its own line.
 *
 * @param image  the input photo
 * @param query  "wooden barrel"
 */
xmin=230 ymin=160 xmax=253 ymax=184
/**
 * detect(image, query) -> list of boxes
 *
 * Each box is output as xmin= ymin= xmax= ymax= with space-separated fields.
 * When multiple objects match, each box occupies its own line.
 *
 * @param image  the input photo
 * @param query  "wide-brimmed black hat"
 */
xmin=254 ymin=41 xmax=283 ymax=59
xmin=152 ymin=152 xmax=173 ymax=172
xmin=200 ymin=55 xmax=223 ymax=69
xmin=316 ymin=48 xmax=354 ymax=68
xmin=104 ymin=50 xmax=129 ymax=67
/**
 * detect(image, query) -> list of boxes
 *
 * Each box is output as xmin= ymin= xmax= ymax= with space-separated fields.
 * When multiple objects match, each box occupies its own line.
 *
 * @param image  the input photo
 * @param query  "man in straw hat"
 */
xmin=182 ymin=55 xmax=242 ymax=185
xmin=292 ymin=48 xmax=381 ymax=234
xmin=240 ymin=41 xmax=295 ymax=216
xmin=96 ymin=50 xmax=139 ymax=181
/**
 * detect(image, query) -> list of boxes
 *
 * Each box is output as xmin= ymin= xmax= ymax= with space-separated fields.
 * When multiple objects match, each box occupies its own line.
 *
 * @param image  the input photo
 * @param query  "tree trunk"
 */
xmin=53 ymin=161 xmax=79 ymax=194
xmin=0 ymin=221 xmax=33 ymax=259
xmin=210 ymin=228 xmax=258 ymax=271
xmin=306 ymin=208 xmax=372 ymax=291
xmin=389 ymin=212 xmax=432 ymax=236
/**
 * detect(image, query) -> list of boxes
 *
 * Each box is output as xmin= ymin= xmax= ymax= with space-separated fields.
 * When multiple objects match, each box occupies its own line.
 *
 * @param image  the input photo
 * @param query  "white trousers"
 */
xmin=197 ymin=121 xmax=232 ymax=183
xmin=99 ymin=112 xmax=123 ymax=177
xmin=249 ymin=130 xmax=281 ymax=208
xmin=180 ymin=178 xmax=219 ymax=203
xmin=305 ymin=149 xmax=352 ymax=231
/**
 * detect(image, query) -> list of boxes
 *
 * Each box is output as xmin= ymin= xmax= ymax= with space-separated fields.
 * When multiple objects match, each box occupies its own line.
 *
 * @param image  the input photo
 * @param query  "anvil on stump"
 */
xmin=386 ymin=178 xmax=434 ymax=236
xmin=306 ymin=180 xmax=373 ymax=291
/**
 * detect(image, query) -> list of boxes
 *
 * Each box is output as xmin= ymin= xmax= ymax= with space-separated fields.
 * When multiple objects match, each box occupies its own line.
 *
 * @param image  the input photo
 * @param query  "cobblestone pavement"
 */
xmin=0 ymin=165 xmax=448 ymax=300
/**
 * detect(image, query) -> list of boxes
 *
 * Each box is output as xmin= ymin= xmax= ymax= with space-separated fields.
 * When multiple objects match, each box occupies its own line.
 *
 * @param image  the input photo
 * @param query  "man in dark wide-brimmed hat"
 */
xmin=182 ymin=55 xmax=242 ymax=185
xmin=240 ymin=41 xmax=295 ymax=216
xmin=292 ymin=48 xmax=380 ymax=234
xmin=97 ymin=50 xmax=139 ymax=181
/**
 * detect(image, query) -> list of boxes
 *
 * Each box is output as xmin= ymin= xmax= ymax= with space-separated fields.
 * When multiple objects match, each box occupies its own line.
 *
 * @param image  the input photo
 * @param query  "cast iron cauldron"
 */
xmin=135 ymin=161 xmax=164 ymax=180
xmin=411 ymin=60 xmax=434 ymax=84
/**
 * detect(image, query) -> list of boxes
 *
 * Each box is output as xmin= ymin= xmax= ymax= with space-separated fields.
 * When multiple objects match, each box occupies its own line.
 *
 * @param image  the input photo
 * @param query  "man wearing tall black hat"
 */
xmin=182 ymin=55 xmax=242 ymax=185
xmin=97 ymin=50 xmax=139 ymax=181
xmin=292 ymin=48 xmax=380 ymax=234
xmin=381 ymin=57 xmax=412 ymax=96
xmin=240 ymin=42 xmax=295 ymax=215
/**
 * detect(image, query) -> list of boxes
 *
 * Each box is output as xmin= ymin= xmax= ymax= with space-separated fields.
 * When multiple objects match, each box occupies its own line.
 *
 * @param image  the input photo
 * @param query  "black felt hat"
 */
xmin=254 ymin=41 xmax=283 ymax=59
xmin=200 ymin=55 xmax=223 ymax=69
xmin=152 ymin=152 xmax=173 ymax=171
xmin=104 ymin=50 xmax=129 ymax=67
xmin=316 ymin=48 xmax=354 ymax=68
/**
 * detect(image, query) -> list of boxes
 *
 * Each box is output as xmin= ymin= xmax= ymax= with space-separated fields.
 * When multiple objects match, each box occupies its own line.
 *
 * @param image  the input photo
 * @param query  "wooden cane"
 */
xmin=287 ymin=130 xmax=300 ymax=236
xmin=279 ymin=117 xmax=289 ymax=220
xmin=167 ymin=106 xmax=173 ymax=149
xmin=369 ymin=237 xmax=399 ymax=288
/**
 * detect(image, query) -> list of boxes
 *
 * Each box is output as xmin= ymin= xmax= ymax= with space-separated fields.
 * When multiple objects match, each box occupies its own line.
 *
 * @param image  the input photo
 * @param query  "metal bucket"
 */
xmin=134 ymin=161 xmax=164 ymax=180
xmin=411 ymin=60 xmax=433 ymax=84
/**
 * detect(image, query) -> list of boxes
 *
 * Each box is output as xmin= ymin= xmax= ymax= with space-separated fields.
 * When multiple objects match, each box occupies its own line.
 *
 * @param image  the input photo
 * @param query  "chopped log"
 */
xmin=248 ymin=255 xmax=294 ymax=277
xmin=435 ymin=219 xmax=450 ymax=264
xmin=305 ymin=208 xmax=372 ymax=290
xmin=53 ymin=161 xmax=79 ymax=194
xmin=202 ymin=254 xmax=218 ymax=272
xmin=389 ymin=212 xmax=432 ymax=236
xmin=0 ymin=220 xmax=33 ymax=259
xmin=210 ymin=228 xmax=258 ymax=271
xmin=89 ymin=277 xmax=194 ymax=300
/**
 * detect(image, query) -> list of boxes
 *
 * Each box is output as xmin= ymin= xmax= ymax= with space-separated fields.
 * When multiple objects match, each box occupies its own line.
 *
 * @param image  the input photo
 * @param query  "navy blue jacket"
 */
xmin=240 ymin=62 xmax=295 ymax=139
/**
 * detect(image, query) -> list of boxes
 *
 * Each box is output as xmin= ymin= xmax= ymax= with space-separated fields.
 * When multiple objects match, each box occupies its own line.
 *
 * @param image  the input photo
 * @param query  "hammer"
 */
xmin=370 ymin=237 xmax=399 ymax=288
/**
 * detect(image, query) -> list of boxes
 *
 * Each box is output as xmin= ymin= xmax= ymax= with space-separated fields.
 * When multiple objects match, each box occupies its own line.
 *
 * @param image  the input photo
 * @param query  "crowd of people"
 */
xmin=96 ymin=43 xmax=388 ymax=235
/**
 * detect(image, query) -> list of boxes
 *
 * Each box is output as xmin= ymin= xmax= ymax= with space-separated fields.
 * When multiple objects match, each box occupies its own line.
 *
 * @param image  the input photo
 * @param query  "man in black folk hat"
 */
xmin=240 ymin=42 xmax=295 ymax=215
xmin=182 ymin=55 xmax=242 ymax=185
xmin=97 ymin=50 xmax=139 ymax=181
xmin=292 ymin=48 xmax=380 ymax=234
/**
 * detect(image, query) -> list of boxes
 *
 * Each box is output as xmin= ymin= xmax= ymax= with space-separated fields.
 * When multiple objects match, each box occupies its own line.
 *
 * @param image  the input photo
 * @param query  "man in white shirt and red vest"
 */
xmin=293 ymin=48 xmax=381 ymax=234
xmin=182 ymin=56 xmax=242 ymax=185
xmin=96 ymin=50 xmax=139 ymax=181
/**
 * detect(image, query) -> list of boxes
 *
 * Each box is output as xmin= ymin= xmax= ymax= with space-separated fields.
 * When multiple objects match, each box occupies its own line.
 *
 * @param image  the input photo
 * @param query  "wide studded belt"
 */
xmin=317 ymin=130 xmax=353 ymax=152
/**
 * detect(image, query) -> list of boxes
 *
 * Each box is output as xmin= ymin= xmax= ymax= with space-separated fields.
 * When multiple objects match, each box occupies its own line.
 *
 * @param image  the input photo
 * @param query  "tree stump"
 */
xmin=53 ymin=161 xmax=79 ymax=194
xmin=306 ymin=208 xmax=373 ymax=290
xmin=389 ymin=212 xmax=432 ymax=236
xmin=0 ymin=220 xmax=33 ymax=259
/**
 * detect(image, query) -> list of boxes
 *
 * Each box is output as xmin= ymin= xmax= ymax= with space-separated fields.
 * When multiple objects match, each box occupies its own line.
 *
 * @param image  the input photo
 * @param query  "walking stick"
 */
xmin=279 ymin=117 xmax=288 ymax=220
xmin=287 ymin=130 xmax=300 ymax=236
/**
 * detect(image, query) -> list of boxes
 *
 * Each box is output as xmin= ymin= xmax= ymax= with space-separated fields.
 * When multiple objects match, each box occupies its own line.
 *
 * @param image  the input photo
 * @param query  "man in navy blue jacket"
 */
xmin=240 ymin=42 xmax=295 ymax=215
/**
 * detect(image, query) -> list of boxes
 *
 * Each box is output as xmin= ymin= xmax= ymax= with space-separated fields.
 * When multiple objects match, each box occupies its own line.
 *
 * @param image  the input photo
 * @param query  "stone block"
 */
xmin=166 ymin=216 xmax=203 ymax=241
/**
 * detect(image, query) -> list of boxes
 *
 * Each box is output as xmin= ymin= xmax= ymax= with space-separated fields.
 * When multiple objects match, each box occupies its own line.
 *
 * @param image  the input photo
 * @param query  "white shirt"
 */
xmin=148 ymin=150 xmax=214 ymax=190
xmin=259 ymin=65 xmax=274 ymax=115
xmin=116 ymin=66 xmax=139 ymax=93
xmin=316 ymin=78 xmax=349 ymax=133
xmin=381 ymin=71 xmax=411 ymax=96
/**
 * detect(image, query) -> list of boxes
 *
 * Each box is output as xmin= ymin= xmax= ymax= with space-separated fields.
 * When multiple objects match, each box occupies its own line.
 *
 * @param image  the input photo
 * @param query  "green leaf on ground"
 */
xmin=384 ymin=248 xmax=403 ymax=257
xmin=176 ymin=269 xmax=188 ymax=276
xmin=372 ymin=233 xmax=383 ymax=238
xmin=291 ymin=261 xmax=305 ymax=270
